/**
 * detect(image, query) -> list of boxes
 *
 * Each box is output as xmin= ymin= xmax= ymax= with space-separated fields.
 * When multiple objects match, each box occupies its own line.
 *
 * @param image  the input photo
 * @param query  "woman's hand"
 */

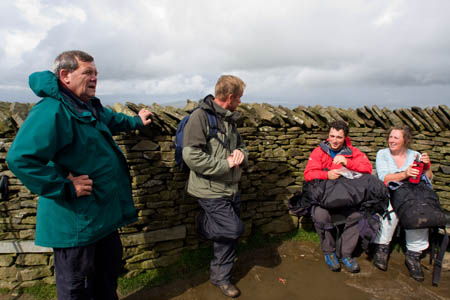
xmin=405 ymin=164 xmax=420 ymax=178
xmin=420 ymin=152 xmax=430 ymax=164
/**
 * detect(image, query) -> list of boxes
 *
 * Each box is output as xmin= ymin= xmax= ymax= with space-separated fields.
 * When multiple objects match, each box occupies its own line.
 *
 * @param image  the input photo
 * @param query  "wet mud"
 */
xmin=122 ymin=241 xmax=450 ymax=300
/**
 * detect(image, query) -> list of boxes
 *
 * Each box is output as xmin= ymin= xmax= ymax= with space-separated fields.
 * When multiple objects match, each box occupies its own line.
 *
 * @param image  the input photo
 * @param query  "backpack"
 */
xmin=389 ymin=180 xmax=447 ymax=229
xmin=174 ymin=107 xmax=228 ymax=172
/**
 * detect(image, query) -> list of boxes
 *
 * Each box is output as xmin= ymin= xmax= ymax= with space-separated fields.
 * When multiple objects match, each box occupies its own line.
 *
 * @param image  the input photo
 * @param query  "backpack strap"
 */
xmin=203 ymin=109 xmax=231 ymax=150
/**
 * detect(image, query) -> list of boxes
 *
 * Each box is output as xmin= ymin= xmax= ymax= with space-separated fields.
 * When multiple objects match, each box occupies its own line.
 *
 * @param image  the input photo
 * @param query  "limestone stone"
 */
xmin=43 ymin=276 xmax=56 ymax=285
xmin=10 ymin=102 xmax=32 ymax=128
xmin=16 ymin=254 xmax=48 ymax=266
xmin=126 ymin=250 xmax=159 ymax=263
xmin=19 ymin=266 xmax=52 ymax=281
xmin=121 ymin=225 xmax=186 ymax=247
xmin=0 ymin=266 xmax=18 ymax=280
xmin=112 ymin=103 xmax=136 ymax=117
xmin=154 ymin=240 xmax=184 ymax=252
xmin=132 ymin=140 xmax=159 ymax=151
xmin=440 ymin=165 xmax=450 ymax=174
xmin=132 ymin=175 xmax=151 ymax=185
xmin=0 ymin=254 xmax=15 ymax=267
xmin=129 ymin=254 xmax=177 ymax=271
xmin=0 ymin=110 xmax=14 ymax=136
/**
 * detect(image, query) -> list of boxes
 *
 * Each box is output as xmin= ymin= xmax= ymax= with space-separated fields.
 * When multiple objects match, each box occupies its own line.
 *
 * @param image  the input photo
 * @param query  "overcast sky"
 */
xmin=1 ymin=0 xmax=449 ymax=109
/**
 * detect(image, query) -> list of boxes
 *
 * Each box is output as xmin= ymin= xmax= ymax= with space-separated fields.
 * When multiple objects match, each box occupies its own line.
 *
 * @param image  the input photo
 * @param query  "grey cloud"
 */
xmin=1 ymin=0 xmax=450 ymax=108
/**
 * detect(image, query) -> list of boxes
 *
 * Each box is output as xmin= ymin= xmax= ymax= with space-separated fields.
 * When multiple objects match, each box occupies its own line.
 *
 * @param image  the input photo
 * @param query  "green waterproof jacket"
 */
xmin=6 ymin=71 xmax=143 ymax=248
xmin=182 ymin=95 xmax=248 ymax=199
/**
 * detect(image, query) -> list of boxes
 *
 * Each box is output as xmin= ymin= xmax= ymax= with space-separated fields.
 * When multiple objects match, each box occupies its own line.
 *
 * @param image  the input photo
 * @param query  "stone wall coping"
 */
xmin=0 ymin=241 xmax=52 ymax=254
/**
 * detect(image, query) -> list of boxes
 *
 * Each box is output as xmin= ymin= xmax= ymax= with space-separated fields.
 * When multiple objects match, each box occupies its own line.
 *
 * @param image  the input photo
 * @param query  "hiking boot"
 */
xmin=341 ymin=257 xmax=360 ymax=273
xmin=324 ymin=253 xmax=341 ymax=272
xmin=216 ymin=283 xmax=240 ymax=298
xmin=405 ymin=250 xmax=424 ymax=282
xmin=373 ymin=244 xmax=389 ymax=271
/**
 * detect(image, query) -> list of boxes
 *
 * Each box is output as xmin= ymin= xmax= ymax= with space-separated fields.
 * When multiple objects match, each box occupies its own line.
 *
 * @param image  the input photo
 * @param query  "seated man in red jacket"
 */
xmin=304 ymin=120 xmax=373 ymax=273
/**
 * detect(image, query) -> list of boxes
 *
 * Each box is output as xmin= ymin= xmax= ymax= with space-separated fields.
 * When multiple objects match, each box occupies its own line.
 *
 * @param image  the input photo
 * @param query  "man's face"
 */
xmin=225 ymin=93 xmax=242 ymax=112
xmin=328 ymin=128 xmax=346 ymax=151
xmin=61 ymin=59 xmax=97 ymax=102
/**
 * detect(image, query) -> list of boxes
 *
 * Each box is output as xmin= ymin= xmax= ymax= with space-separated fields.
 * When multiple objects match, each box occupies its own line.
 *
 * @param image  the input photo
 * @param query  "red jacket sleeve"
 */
xmin=304 ymin=147 xmax=329 ymax=181
xmin=346 ymin=147 xmax=373 ymax=174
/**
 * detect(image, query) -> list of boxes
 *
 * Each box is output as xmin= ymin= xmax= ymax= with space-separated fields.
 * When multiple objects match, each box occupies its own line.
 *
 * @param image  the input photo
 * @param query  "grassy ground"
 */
xmin=4 ymin=228 xmax=319 ymax=300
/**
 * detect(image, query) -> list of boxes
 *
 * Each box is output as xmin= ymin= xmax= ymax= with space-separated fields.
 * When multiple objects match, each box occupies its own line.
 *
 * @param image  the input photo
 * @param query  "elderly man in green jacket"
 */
xmin=6 ymin=50 xmax=152 ymax=300
xmin=182 ymin=75 xmax=248 ymax=298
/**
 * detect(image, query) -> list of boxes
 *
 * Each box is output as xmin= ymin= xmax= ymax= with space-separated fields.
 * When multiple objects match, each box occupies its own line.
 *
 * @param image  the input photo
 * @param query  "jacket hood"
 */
xmin=28 ymin=70 xmax=102 ymax=123
xmin=199 ymin=94 xmax=240 ymax=122
xmin=320 ymin=136 xmax=353 ymax=156
xmin=29 ymin=71 xmax=62 ymax=100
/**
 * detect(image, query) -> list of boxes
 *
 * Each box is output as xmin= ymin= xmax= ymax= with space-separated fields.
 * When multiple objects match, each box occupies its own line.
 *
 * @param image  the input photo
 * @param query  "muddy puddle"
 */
xmin=122 ymin=241 xmax=450 ymax=300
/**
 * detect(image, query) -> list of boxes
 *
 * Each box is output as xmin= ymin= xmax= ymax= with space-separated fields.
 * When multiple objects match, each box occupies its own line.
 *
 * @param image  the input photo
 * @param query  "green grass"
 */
xmin=22 ymin=283 xmax=57 ymax=300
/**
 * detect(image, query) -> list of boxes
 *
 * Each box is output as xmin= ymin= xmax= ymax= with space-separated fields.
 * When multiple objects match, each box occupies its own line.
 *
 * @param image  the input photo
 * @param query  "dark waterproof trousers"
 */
xmin=53 ymin=231 xmax=123 ymax=300
xmin=312 ymin=206 xmax=361 ymax=257
xmin=197 ymin=193 xmax=244 ymax=286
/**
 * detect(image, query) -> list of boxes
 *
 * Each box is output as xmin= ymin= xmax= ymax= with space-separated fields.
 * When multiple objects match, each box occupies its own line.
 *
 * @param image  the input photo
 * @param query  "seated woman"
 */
xmin=372 ymin=125 xmax=432 ymax=282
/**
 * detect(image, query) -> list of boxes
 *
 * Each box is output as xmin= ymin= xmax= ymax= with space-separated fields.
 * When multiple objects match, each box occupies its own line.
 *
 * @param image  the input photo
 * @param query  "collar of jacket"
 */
xmin=29 ymin=70 xmax=102 ymax=123
xmin=199 ymin=94 xmax=240 ymax=123
xmin=319 ymin=136 xmax=353 ymax=156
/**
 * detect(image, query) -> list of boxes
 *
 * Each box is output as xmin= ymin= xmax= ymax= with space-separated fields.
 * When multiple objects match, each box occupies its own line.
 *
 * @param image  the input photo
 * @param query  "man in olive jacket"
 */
xmin=182 ymin=75 xmax=248 ymax=298
xmin=6 ymin=50 xmax=152 ymax=300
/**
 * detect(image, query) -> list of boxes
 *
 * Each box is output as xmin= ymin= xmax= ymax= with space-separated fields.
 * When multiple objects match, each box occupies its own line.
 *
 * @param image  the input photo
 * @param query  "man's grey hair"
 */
xmin=52 ymin=50 xmax=94 ymax=77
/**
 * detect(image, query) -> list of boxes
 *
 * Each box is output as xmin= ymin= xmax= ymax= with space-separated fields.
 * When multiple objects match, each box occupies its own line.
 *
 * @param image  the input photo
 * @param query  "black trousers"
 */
xmin=197 ymin=194 xmax=244 ymax=285
xmin=53 ymin=231 xmax=123 ymax=300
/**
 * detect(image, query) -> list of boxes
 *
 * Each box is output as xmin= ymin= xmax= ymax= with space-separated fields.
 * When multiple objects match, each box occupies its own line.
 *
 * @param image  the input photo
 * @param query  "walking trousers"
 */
xmin=197 ymin=193 xmax=244 ymax=285
xmin=313 ymin=206 xmax=361 ymax=258
xmin=53 ymin=231 xmax=123 ymax=300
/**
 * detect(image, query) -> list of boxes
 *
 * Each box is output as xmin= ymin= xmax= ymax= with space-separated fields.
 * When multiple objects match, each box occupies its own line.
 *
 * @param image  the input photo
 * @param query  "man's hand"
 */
xmin=327 ymin=169 xmax=342 ymax=180
xmin=67 ymin=173 xmax=93 ymax=197
xmin=227 ymin=156 xmax=237 ymax=168
xmin=231 ymin=149 xmax=245 ymax=166
xmin=138 ymin=109 xmax=153 ymax=126
xmin=227 ymin=150 xmax=245 ymax=169
xmin=333 ymin=155 xmax=347 ymax=166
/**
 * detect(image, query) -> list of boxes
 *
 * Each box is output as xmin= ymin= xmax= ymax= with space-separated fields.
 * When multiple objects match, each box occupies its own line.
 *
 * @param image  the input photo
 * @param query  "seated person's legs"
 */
xmin=373 ymin=201 xmax=399 ymax=270
xmin=312 ymin=206 xmax=340 ymax=271
xmin=404 ymin=228 xmax=429 ymax=282
xmin=340 ymin=210 xmax=361 ymax=273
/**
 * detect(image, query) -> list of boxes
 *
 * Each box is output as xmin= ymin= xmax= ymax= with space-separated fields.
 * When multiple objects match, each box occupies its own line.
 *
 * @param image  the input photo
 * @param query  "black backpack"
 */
xmin=389 ymin=181 xmax=447 ymax=229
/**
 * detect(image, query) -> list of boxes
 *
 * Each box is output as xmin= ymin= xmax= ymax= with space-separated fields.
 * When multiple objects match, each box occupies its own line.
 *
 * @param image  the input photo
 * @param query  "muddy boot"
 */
xmin=372 ymin=244 xmax=389 ymax=271
xmin=216 ymin=283 xmax=240 ymax=298
xmin=405 ymin=250 xmax=424 ymax=282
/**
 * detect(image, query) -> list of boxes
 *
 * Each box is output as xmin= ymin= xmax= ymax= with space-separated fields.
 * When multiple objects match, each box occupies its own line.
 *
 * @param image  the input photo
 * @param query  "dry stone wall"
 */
xmin=0 ymin=100 xmax=449 ymax=289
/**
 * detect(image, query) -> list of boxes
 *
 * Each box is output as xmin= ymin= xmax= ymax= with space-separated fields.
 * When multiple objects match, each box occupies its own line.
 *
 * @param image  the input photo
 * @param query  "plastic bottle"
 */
xmin=409 ymin=155 xmax=424 ymax=184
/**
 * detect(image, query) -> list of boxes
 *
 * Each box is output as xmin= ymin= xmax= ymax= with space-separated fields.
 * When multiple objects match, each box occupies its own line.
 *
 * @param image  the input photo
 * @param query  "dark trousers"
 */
xmin=197 ymin=194 xmax=244 ymax=285
xmin=53 ymin=231 xmax=123 ymax=300
xmin=313 ymin=206 xmax=361 ymax=257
